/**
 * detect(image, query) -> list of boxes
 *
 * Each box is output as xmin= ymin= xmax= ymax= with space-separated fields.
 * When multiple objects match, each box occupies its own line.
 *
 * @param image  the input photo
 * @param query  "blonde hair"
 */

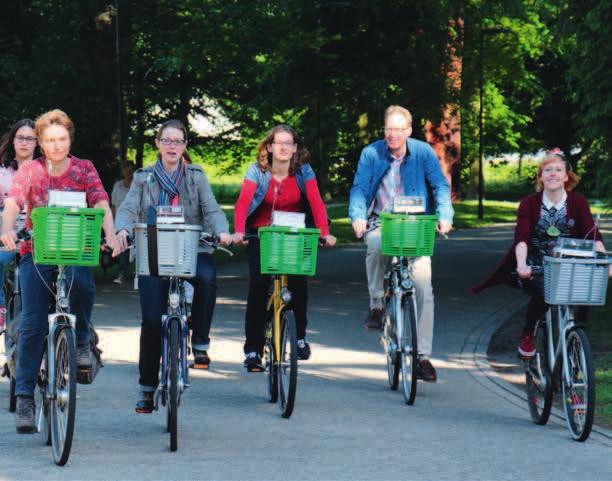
xmin=35 ymin=109 xmax=75 ymax=142
xmin=384 ymin=105 xmax=412 ymax=126
xmin=535 ymin=153 xmax=580 ymax=192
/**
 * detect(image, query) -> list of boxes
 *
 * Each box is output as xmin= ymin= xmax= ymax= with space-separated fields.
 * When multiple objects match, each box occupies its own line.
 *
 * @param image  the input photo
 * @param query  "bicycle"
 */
xmin=245 ymin=226 xmax=322 ymax=419
xmin=1 ymin=206 xmax=105 ymax=465
xmin=371 ymin=210 xmax=438 ymax=405
xmin=134 ymin=218 xmax=232 ymax=451
xmin=524 ymin=237 xmax=611 ymax=441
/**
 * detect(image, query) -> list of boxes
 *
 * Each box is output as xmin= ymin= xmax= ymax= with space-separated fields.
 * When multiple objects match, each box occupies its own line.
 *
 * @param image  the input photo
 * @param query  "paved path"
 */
xmin=1 ymin=225 xmax=611 ymax=480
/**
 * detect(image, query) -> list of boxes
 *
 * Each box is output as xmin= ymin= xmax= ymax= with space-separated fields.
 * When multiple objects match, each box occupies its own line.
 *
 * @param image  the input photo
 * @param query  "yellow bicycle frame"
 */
xmin=266 ymin=274 xmax=288 ymax=360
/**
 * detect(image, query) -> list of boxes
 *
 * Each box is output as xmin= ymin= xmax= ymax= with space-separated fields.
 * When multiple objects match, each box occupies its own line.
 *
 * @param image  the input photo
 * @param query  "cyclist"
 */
xmin=110 ymin=161 xmax=135 ymax=285
xmin=472 ymin=149 xmax=609 ymax=358
xmin=348 ymin=105 xmax=453 ymax=382
xmin=232 ymin=124 xmax=336 ymax=372
xmin=0 ymin=109 xmax=121 ymax=433
xmin=115 ymin=119 xmax=231 ymax=413
xmin=0 ymin=119 xmax=37 ymax=331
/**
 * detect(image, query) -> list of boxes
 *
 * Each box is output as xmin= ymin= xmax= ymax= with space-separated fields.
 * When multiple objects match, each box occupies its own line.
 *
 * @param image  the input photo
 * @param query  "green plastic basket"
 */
xmin=31 ymin=207 xmax=105 ymax=266
xmin=380 ymin=213 xmax=438 ymax=257
xmin=259 ymin=226 xmax=321 ymax=276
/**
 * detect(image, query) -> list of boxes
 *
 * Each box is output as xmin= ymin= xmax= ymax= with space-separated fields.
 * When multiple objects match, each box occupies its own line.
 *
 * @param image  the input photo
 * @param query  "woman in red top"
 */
xmin=233 ymin=125 xmax=336 ymax=371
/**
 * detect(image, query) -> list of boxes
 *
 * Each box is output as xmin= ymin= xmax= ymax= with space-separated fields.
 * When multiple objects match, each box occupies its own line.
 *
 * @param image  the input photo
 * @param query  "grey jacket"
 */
xmin=115 ymin=164 xmax=229 ymax=252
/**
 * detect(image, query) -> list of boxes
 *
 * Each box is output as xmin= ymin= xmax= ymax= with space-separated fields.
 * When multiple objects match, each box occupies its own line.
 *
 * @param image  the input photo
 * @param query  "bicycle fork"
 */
xmin=267 ymin=276 xmax=289 ymax=362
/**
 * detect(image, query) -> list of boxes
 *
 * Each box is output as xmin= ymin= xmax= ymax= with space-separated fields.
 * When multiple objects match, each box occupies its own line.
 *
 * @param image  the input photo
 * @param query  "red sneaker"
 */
xmin=518 ymin=332 xmax=536 ymax=358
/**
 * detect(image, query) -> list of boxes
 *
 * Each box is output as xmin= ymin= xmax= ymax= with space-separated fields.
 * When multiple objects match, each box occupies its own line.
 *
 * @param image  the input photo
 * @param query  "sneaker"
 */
xmin=192 ymin=350 xmax=210 ymax=370
xmin=297 ymin=339 xmax=311 ymax=360
xmin=0 ymin=307 xmax=6 ymax=334
xmin=364 ymin=308 xmax=384 ymax=330
xmin=15 ymin=396 xmax=36 ymax=433
xmin=113 ymin=273 xmax=125 ymax=285
xmin=135 ymin=391 xmax=154 ymax=414
xmin=76 ymin=344 xmax=93 ymax=369
xmin=416 ymin=358 xmax=437 ymax=382
xmin=518 ymin=332 xmax=536 ymax=358
xmin=244 ymin=352 xmax=264 ymax=372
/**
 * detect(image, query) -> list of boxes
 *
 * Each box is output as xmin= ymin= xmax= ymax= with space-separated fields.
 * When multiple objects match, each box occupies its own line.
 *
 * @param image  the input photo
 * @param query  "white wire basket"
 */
xmin=134 ymin=223 xmax=202 ymax=278
xmin=543 ymin=256 xmax=610 ymax=305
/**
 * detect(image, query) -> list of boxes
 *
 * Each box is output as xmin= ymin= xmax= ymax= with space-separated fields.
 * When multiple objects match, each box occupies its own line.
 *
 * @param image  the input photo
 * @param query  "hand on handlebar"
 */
xmin=516 ymin=265 xmax=532 ymax=279
xmin=217 ymin=232 xmax=232 ymax=247
xmin=231 ymin=232 xmax=249 ymax=245
xmin=320 ymin=234 xmax=336 ymax=247
xmin=352 ymin=219 xmax=367 ymax=239
xmin=0 ymin=229 xmax=18 ymax=251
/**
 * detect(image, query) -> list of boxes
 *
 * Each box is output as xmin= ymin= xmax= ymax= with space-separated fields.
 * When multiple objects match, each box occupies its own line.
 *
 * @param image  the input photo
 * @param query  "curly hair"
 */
xmin=256 ymin=124 xmax=310 ymax=176
xmin=0 ymin=118 xmax=36 ymax=169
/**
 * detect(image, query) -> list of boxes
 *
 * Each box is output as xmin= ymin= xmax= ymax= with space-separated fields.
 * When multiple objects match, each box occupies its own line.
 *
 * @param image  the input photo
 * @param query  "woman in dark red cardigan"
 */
xmin=472 ymin=150 xmax=607 ymax=358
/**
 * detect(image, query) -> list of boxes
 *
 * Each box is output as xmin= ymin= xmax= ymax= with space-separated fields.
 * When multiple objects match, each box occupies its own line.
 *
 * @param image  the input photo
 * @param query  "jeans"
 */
xmin=243 ymin=237 xmax=308 ymax=355
xmin=15 ymin=254 xmax=95 ymax=397
xmin=117 ymin=250 xmax=130 ymax=276
xmin=364 ymin=226 xmax=435 ymax=356
xmin=137 ymin=252 xmax=217 ymax=390
xmin=0 ymin=250 xmax=16 ymax=306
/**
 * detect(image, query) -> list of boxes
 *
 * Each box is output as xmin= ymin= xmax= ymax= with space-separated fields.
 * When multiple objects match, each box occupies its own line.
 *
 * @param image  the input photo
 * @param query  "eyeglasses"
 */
xmin=384 ymin=128 xmax=409 ymax=135
xmin=15 ymin=135 xmax=37 ymax=144
xmin=271 ymin=141 xmax=295 ymax=147
xmin=159 ymin=138 xmax=186 ymax=146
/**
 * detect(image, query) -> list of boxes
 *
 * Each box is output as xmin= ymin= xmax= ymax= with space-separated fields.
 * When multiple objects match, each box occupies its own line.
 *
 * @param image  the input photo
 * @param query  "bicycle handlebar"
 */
xmin=241 ymin=233 xmax=331 ymax=247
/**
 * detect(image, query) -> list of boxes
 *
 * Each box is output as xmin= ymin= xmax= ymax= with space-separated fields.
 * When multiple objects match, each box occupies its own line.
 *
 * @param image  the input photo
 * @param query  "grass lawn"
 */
xmin=587 ymin=291 xmax=612 ymax=427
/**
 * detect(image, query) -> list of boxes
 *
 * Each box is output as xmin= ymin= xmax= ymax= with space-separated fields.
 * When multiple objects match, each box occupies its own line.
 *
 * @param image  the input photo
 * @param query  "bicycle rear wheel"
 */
xmin=50 ymin=326 xmax=76 ymax=466
xmin=264 ymin=322 xmax=277 ymax=403
xmin=6 ymin=291 xmax=20 ymax=413
xmin=382 ymin=298 xmax=400 ymax=390
xmin=525 ymin=318 xmax=552 ymax=425
xmin=167 ymin=318 xmax=180 ymax=452
xmin=400 ymin=294 xmax=418 ymax=405
xmin=562 ymin=327 xmax=595 ymax=442
xmin=278 ymin=309 xmax=297 ymax=418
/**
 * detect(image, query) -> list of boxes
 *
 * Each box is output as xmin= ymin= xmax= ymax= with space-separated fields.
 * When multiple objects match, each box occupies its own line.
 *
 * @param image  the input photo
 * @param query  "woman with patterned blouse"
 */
xmin=472 ymin=149 xmax=608 ymax=358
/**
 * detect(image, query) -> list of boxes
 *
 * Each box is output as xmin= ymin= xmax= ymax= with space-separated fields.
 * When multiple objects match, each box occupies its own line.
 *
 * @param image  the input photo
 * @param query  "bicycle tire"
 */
xmin=278 ymin=309 xmax=297 ymax=418
xmin=562 ymin=327 xmax=595 ymax=442
xmin=400 ymin=294 xmax=418 ymax=405
xmin=9 ymin=376 xmax=16 ymax=413
xmin=35 ymin=342 xmax=51 ymax=446
xmin=525 ymin=318 xmax=553 ymax=425
xmin=264 ymin=319 xmax=277 ymax=403
xmin=50 ymin=326 xmax=76 ymax=466
xmin=382 ymin=298 xmax=399 ymax=390
xmin=168 ymin=318 xmax=180 ymax=451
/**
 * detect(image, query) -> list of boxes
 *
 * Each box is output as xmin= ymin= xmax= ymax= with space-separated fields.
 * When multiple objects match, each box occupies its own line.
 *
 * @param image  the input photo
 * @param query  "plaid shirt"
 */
xmin=370 ymin=154 xmax=404 ymax=215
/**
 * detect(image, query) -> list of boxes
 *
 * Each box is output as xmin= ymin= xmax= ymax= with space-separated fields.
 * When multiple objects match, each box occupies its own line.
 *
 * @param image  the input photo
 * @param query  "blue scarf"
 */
xmin=154 ymin=158 xmax=184 ymax=205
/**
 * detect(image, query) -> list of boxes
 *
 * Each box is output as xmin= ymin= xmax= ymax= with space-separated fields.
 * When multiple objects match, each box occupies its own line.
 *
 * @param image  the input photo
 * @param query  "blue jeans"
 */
xmin=137 ymin=252 xmax=216 ymax=390
xmin=0 ymin=250 xmax=16 ymax=306
xmin=15 ymin=254 xmax=95 ymax=397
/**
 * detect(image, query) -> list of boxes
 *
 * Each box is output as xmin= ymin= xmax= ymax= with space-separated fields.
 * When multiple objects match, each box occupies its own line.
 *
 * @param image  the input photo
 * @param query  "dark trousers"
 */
xmin=521 ymin=276 xmax=589 ymax=334
xmin=137 ymin=252 xmax=216 ymax=389
xmin=244 ymin=237 xmax=308 ymax=355
xmin=16 ymin=254 xmax=95 ymax=397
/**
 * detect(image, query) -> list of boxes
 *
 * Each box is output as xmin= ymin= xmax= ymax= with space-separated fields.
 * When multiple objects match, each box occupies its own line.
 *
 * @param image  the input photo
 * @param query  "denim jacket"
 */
xmin=243 ymin=162 xmax=317 ymax=226
xmin=115 ymin=164 xmax=229 ymax=252
xmin=348 ymin=138 xmax=453 ymax=223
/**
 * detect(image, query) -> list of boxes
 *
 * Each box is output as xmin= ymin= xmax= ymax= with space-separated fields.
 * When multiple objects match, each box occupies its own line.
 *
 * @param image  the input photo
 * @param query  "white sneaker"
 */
xmin=113 ymin=273 xmax=125 ymax=285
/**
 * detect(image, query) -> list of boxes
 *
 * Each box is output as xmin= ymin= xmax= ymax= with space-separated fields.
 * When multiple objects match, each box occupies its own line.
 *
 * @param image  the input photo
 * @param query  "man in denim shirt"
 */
xmin=348 ymin=105 xmax=453 ymax=382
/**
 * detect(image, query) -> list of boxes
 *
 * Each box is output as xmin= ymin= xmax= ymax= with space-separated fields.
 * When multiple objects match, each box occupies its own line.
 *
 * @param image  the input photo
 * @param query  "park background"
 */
xmin=1 ymin=0 xmax=611 ymax=425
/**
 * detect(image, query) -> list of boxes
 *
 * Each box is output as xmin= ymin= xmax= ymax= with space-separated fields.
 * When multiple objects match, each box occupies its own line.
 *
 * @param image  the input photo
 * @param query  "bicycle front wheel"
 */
xmin=382 ymin=299 xmax=400 ymax=390
xmin=525 ymin=318 xmax=552 ymax=425
xmin=562 ymin=327 xmax=595 ymax=441
xmin=264 ymin=324 xmax=277 ymax=403
xmin=167 ymin=318 xmax=180 ymax=452
xmin=400 ymin=294 xmax=418 ymax=405
xmin=50 ymin=326 xmax=76 ymax=466
xmin=278 ymin=309 xmax=298 ymax=418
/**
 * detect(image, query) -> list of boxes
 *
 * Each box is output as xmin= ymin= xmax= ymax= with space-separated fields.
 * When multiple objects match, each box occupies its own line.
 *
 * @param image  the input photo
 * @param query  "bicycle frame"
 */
xmin=387 ymin=257 xmax=415 ymax=347
xmin=266 ymin=274 xmax=289 ymax=361
xmin=545 ymin=305 xmax=575 ymax=388
xmin=158 ymin=277 xmax=190 ymax=403
xmin=38 ymin=266 xmax=76 ymax=431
